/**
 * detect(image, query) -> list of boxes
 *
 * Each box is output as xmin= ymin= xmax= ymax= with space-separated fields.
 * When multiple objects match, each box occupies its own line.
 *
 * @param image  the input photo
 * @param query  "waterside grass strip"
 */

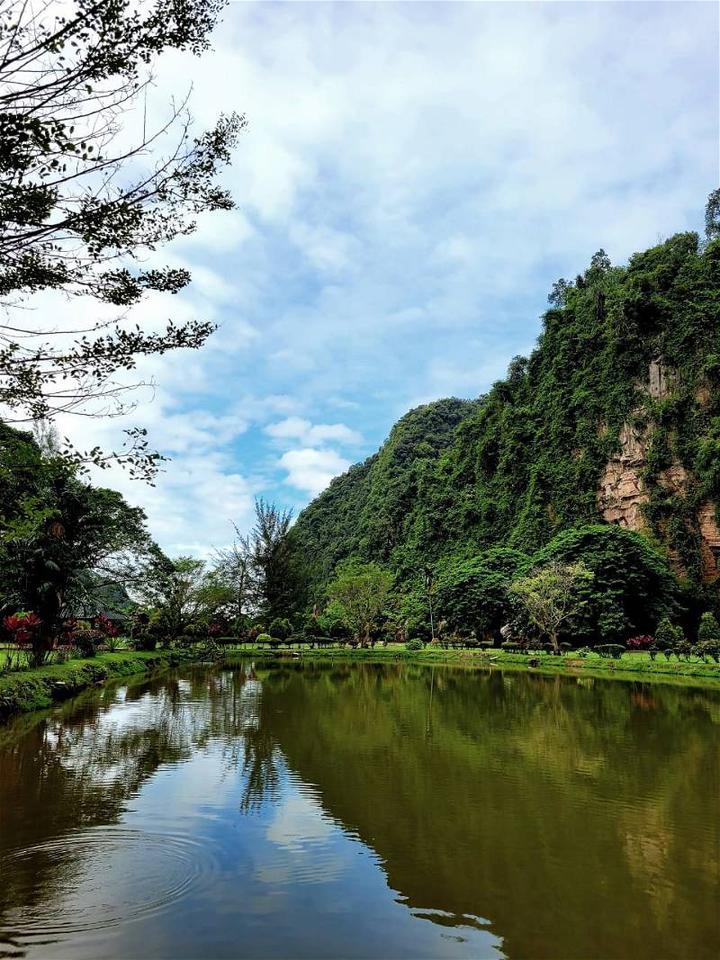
xmin=0 ymin=650 xmax=197 ymax=721
xmin=223 ymin=645 xmax=720 ymax=689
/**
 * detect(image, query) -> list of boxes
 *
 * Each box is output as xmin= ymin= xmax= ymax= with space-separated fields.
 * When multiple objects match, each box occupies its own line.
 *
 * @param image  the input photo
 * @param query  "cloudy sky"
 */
xmin=59 ymin=1 xmax=718 ymax=556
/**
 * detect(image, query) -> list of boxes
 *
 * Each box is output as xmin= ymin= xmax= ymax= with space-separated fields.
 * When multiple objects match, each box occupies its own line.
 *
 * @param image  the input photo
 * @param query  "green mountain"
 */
xmin=294 ymin=232 xmax=720 ymax=599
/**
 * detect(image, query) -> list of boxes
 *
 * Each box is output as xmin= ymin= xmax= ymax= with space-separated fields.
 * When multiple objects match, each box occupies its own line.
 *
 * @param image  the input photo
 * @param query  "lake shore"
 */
xmin=1 ymin=642 xmax=718 ymax=724
xmin=0 ymin=650 xmax=201 ymax=722
xmin=224 ymin=644 xmax=720 ymax=689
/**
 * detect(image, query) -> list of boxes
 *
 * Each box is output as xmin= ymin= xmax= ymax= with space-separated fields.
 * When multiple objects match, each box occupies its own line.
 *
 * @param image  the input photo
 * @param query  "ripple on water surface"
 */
xmin=0 ymin=825 xmax=219 ymax=950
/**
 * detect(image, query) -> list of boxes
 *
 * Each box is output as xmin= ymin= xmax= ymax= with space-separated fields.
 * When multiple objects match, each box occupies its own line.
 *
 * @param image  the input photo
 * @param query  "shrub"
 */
xmin=134 ymin=633 xmax=157 ymax=651
xmin=626 ymin=635 xmax=654 ymax=651
xmin=54 ymin=644 xmax=75 ymax=664
xmin=655 ymin=617 xmax=684 ymax=658
xmin=73 ymin=628 xmax=104 ymax=657
xmin=698 ymin=611 xmax=720 ymax=644
xmin=196 ymin=637 xmax=222 ymax=660
xmin=256 ymin=633 xmax=272 ymax=646
xmin=3 ymin=611 xmax=42 ymax=648
xmin=269 ymin=617 xmax=293 ymax=641
xmin=501 ymin=640 xmax=527 ymax=653
xmin=594 ymin=644 xmax=625 ymax=659
xmin=94 ymin=614 xmax=119 ymax=638
xmin=675 ymin=639 xmax=695 ymax=661
xmin=695 ymin=640 xmax=720 ymax=663
xmin=405 ymin=638 xmax=424 ymax=651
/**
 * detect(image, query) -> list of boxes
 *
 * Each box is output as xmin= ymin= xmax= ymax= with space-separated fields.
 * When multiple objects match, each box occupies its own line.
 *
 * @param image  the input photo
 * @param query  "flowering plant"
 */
xmin=3 ymin=612 xmax=42 ymax=646
xmin=94 ymin=614 xmax=119 ymax=638
xmin=626 ymin=635 xmax=654 ymax=651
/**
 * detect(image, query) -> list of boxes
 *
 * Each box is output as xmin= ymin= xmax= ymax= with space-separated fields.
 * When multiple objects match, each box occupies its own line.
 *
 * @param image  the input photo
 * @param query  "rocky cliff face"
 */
xmin=698 ymin=502 xmax=720 ymax=583
xmin=597 ymin=420 xmax=650 ymax=530
xmin=597 ymin=360 xmax=718 ymax=583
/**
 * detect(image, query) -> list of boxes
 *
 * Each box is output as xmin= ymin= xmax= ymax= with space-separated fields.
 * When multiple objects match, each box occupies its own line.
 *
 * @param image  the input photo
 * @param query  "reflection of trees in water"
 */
xmin=0 ymin=663 xmax=283 ymax=930
xmin=254 ymin=663 xmax=720 ymax=960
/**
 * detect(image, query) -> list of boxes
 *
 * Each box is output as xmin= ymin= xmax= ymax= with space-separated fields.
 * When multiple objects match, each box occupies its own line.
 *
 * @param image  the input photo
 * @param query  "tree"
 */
xmin=249 ymin=499 xmax=304 ymax=623
xmin=0 ymin=0 xmax=244 ymax=475
xmin=529 ymin=525 xmax=679 ymax=644
xmin=136 ymin=555 xmax=210 ymax=643
xmin=435 ymin=548 xmax=529 ymax=642
xmin=0 ymin=424 xmax=151 ymax=661
xmin=705 ymin=188 xmax=720 ymax=241
xmin=509 ymin=561 xmax=593 ymax=653
xmin=326 ymin=559 xmax=393 ymax=646
xmin=213 ymin=524 xmax=253 ymax=629
xmin=698 ymin=611 xmax=720 ymax=643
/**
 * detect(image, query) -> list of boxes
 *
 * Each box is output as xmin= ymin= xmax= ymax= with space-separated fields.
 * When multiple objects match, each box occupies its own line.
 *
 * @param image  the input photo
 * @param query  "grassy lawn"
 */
xmin=222 ymin=642 xmax=720 ymax=688
xmin=0 ymin=649 xmax=194 ymax=721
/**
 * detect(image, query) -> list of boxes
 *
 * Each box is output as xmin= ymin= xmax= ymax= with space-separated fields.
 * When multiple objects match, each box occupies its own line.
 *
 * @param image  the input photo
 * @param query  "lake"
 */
xmin=0 ymin=662 xmax=718 ymax=959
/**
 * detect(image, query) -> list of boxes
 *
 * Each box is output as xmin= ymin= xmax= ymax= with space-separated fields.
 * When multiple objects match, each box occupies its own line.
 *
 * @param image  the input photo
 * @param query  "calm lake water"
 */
xmin=0 ymin=662 xmax=718 ymax=959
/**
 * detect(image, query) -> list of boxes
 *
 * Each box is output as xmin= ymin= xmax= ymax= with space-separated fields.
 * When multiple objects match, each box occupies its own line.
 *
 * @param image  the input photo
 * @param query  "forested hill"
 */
xmin=294 ymin=231 xmax=720 ymax=599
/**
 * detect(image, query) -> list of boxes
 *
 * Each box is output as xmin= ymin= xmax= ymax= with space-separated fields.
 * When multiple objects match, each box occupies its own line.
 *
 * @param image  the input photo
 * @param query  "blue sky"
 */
xmin=60 ymin=1 xmax=719 ymax=556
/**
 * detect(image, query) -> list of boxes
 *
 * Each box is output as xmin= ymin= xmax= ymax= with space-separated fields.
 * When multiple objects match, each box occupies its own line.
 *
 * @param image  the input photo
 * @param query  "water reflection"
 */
xmin=0 ymin=663 xmax=718 ymax=959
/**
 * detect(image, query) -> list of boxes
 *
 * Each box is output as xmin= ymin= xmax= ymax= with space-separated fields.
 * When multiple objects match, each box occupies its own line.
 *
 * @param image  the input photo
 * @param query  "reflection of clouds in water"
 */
xmin=142 ymin=749 xmax=237 ymax=814
xmin=259 ymin=782 xmax=350 ymax=887
xmin=267 ymin=788 xmax=334 ymax=850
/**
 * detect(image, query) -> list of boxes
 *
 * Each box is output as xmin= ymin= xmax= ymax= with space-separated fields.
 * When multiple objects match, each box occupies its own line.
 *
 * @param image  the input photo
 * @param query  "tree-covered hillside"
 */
xmin=294 ymin=230 xmax=720 ymax=604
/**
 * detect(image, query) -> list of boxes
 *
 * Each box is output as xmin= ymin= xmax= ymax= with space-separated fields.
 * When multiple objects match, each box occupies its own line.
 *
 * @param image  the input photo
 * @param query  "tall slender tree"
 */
xmin=248 ymin=499 xmax=304 ymax=623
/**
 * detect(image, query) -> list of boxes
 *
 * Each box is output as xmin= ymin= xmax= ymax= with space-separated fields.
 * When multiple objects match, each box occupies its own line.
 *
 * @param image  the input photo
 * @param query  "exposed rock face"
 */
xmin=597 ymin=421 xmax=649 ymax=530
xmin=646 ymin=358 xmax=673 ymax=399
xmin=657 ymin=464 xmax=689 ymax=497
xmin=698 ymin=502 xmax=720 ymax=583
xmin=597 ymin=359 xmax=718 ymax=583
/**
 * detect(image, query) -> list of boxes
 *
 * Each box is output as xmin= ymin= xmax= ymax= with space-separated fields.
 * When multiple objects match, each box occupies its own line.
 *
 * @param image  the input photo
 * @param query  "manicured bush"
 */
xmin=675 ymin=639 xmax=695 ymax=661
xmin=654 ymin=617 xmax=684 ymax=658
xmin=695 ymin=640 xmax=720 ymax=663
xmin=256 ymin=633 xmax=273 ymax=646
xmin=73 ymin=628 xmax=104 ymax=657
xmin=594 ymin=644 xmax=625 ymax=660
xmin=405 ymin=638 xmax=424 ymax=651
xmin=698 ymin=611 xmax=720 ymax=644
xmin=501 ymin=640 xmax=528 ymax=654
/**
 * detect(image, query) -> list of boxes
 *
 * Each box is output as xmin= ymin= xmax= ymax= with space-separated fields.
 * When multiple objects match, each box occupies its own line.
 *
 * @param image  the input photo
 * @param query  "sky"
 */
xmin=54 ymin=0 xmax=719 ymax=556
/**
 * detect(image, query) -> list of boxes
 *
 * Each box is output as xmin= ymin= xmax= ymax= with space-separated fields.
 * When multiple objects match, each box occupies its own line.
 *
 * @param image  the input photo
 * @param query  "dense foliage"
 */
xmin=0 ymin=424 xmax=151 ymax=661
xmin=295 ymin=230 xmax=720 ymax=614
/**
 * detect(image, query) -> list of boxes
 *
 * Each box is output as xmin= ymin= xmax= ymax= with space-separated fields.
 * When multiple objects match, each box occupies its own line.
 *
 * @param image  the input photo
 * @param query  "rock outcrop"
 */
xmin=698 ymin=502 xmax=720 ymax=583
xmin=597 ymin=420 xmax=650 ymax=530
xmin=597 ymin=361 xmax=718 ymax=583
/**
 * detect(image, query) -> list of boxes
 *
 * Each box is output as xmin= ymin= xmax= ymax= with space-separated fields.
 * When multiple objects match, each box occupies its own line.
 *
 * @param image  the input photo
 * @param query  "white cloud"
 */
xmin=265 ymin=416 xmax=361 ymax=447
xmin=278 ymin=448 xmax=351 ymax=496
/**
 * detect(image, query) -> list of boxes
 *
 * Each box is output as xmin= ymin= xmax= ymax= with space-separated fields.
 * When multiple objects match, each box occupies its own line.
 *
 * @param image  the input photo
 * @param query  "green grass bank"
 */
xmin=224 ymin=644 xmax=720 ymax=689
xmin=2 ymin=643 xmax=718 ymax=725
xmin=0 ymin=650 xmax=200 ymax=722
